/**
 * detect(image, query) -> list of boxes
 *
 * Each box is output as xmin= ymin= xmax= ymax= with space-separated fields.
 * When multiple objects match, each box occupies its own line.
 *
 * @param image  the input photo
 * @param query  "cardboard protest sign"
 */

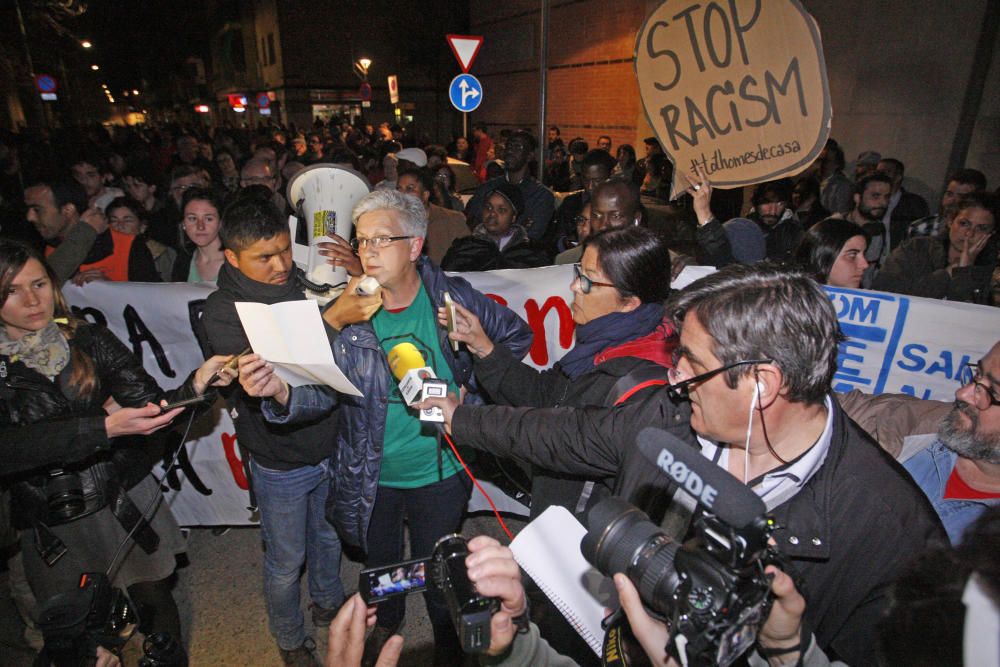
xmin=635 ymin=0 xmax=831 ymax=198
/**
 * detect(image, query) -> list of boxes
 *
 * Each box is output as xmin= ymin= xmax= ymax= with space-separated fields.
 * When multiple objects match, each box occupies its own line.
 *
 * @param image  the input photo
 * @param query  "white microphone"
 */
xmin=386 ymin=343 xmax=447 ymax=422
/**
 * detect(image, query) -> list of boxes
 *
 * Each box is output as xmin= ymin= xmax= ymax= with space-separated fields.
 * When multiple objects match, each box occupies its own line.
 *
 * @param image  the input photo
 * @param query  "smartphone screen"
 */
xmin=359 ymin=558 xmax=429 ymax=604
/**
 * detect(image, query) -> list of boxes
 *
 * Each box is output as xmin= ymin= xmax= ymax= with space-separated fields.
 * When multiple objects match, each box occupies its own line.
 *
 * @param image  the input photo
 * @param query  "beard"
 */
xmin=938 ymin=401 xmax=1000 ymax=464
xmin=858 ymin=203 xmax=887 ymax=222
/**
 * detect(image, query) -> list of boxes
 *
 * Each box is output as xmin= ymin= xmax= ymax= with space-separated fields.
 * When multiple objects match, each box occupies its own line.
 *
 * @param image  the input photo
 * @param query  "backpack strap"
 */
xmin=608 ymin=366 xmax=669 ymax=406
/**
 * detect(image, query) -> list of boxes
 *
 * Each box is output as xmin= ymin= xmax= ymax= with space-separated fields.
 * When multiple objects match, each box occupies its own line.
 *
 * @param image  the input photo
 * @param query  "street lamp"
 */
xmin=81 ymin=40 xmax=92 ymax=49
xmin=354 ymin=57 xmax=372 ymax=81
xmin=90 ymin=64 xmax=99 ymax=71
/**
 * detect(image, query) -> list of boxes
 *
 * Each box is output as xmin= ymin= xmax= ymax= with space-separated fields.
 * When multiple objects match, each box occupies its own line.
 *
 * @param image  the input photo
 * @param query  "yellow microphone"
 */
xmin=387 ymin=342 xmax=429 ymax=382
xmin=387 ymin=343 xmax=447 ymax=422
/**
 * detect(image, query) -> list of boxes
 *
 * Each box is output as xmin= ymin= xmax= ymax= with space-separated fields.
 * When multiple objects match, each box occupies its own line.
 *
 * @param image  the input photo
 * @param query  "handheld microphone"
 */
xmin=386 ymin=343 xmax=447 ymax=422
xmin=635 ymin=427 xmax=766 ymax=530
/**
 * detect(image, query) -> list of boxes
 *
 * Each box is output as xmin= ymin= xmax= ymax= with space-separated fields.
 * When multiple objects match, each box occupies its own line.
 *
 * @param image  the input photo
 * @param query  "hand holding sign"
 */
xmin=635 ymin=0 xmax=831 ymax=198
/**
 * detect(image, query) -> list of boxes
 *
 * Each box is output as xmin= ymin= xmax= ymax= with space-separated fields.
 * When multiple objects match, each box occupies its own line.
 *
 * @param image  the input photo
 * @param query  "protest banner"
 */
xmin=635 ymin=0 xmax=831 ymax=198
xmin=64 ymin=269 xmax=1000 ymax=524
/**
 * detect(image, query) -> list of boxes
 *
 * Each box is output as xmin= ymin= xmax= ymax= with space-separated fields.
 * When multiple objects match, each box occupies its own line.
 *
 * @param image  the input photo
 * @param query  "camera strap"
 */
xmin=600 ymin=610 xmax=635 ymax=667
xmin=108 ymin=481 xmax=159 ymax=555
xmin=33 ymin=522 xmax=68 ymax=567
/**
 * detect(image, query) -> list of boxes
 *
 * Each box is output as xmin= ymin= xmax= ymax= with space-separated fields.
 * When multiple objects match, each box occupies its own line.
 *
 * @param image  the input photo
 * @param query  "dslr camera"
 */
xmin=36 ymin=572 xmax=137 ymax=667
xmin=359 ymin=534 xmax=500 ymax=653
xmin=582 ymin=495 xmax=779 ymax=667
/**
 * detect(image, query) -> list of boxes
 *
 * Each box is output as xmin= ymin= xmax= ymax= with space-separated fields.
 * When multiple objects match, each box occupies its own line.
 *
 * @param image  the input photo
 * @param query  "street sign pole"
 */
xmin=447 ymin=35 xmax=484 ymax=148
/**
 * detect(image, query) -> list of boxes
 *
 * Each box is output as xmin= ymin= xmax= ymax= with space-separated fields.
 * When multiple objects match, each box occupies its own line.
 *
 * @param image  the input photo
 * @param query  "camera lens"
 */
xmin=46 ymin=470 xmax=85 ymax=522
xmin=581 ymin=496 xmax=681 ymax=616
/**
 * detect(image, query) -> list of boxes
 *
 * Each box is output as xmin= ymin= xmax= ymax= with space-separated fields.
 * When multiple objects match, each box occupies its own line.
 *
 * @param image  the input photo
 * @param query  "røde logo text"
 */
xmin=656 ymin=449 xmax=718 ymax=508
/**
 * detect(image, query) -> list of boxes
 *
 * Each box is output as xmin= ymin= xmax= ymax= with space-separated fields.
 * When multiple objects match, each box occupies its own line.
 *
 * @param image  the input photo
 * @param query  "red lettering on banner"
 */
xmin=221 ymin=432 xmax=249 ymax=490
xmin=525 ymin=296 xmax=575 ymax=366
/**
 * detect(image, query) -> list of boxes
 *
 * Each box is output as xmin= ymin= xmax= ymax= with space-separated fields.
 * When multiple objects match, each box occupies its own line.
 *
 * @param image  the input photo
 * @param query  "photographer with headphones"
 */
xmin=423 ymin=263 xmax=947 ymax=665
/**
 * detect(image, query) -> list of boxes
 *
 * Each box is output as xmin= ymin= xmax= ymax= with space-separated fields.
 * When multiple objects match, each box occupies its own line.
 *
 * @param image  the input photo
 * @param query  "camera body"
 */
xmin=429 ymin=534 xmax=500 ymax=653
xmin=358 ymin=534 xmax=500 ymax=654
xmin=36 ymin=572 xmax=138 ymax=667
xmin=582 ymin=496 xmax=778 ymax=667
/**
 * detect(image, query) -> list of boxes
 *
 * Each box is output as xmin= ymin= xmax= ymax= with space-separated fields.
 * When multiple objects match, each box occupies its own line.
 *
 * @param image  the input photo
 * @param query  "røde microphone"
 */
xmin=386 ymin=343 xmax=448 ymax=422
xmin=636 ymin=427 xmax=766 ymax=530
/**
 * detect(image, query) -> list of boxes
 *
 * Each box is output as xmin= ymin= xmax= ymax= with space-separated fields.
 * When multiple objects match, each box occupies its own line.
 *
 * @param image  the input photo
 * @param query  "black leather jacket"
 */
xmin=0 ymin=323 xmax=199 ymax=527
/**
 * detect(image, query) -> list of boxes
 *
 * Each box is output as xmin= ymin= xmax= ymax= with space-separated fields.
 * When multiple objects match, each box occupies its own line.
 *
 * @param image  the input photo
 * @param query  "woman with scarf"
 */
xmin=0 ymin=240 xmax=235 ymax=649
xmin=441 ymin=224 xmax=676 ymax=664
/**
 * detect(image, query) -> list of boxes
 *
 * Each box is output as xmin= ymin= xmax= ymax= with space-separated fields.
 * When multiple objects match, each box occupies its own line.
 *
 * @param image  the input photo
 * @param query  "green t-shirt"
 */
xmin=372 ymin=284 xmax=462 ymax=488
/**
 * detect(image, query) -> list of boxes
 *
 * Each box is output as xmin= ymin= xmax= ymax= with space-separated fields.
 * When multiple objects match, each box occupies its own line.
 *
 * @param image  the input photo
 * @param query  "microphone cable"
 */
xmin=439 ymin=426 xmax=514 ymax=541
xmin=105 ymin=405 xmax=200 ymax=581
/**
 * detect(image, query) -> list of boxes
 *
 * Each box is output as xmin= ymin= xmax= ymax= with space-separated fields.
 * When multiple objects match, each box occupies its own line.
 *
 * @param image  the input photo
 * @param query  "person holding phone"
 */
xmin=0 ymin=239 xmax=235 ymax=647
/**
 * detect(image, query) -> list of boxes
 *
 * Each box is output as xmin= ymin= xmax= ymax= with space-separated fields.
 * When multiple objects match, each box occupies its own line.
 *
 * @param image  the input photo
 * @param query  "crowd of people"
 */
xmin=0 ymin=117 xmax=998 ymax=667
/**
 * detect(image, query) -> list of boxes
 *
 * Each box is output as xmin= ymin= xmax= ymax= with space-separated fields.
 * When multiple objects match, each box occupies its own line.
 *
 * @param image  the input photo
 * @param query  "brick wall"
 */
xmin=470 ymin=0 xmax=650 ymax=150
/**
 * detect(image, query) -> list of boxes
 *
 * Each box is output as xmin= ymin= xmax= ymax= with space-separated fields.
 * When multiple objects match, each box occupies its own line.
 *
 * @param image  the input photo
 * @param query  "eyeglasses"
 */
xmin=964 ymin=362 xmax=1000 ymax=411
xmin=349 ymin=235 xmax=414 ymax=251
xmin=572 ymin=264 xmax=616 ymax=294
xmin=666 ymin=357 xmax=774 ymax=400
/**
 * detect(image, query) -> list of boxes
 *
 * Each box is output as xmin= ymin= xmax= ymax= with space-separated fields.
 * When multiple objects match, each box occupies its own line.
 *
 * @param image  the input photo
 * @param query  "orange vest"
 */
xmin=47 ymin=228 xmax=135 ymax=282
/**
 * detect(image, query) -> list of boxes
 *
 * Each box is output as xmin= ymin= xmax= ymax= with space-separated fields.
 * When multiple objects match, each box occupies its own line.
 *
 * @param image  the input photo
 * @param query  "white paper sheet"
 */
xmin=235 ymin=300 xmax=362 ymax=396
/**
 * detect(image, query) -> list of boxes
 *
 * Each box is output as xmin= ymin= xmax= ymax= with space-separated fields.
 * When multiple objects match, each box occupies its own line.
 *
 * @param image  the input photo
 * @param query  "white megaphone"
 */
xmin=286 ymin=164 xmax=371 ymax=294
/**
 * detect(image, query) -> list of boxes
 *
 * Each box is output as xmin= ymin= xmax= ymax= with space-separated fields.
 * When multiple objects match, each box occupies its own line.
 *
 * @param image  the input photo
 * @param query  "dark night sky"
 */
xmin=4 ymin=0 xmax=230 ymax=98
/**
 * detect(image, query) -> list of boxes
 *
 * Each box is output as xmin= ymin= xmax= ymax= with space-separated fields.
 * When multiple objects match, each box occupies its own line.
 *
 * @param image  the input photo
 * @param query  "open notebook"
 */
xmin=509 ymin=506 xmax=617 ymax=656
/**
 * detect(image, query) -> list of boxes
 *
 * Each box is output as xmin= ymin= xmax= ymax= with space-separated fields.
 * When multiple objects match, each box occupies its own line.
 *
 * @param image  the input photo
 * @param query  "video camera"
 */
xmin=581 ymin=428 xmax=784 ymax=667
xmin=359 ymin=534 xmax=500 ymax=653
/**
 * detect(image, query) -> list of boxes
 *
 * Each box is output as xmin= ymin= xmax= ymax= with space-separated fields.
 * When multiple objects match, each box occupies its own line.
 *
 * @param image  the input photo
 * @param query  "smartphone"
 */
xmin=159 ymin=395 xmax=210 ymax=413
xmin=443 ymin=292 xmax=460 ymax=352
xmin=359 ymin=557 xmax=429 ymax=604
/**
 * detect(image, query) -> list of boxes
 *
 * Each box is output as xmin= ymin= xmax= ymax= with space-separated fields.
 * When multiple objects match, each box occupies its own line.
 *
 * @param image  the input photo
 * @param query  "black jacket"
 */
xmin=473 ymin=324 xmax=674 ymax=521
xmin=452 ymin=391 xmax=946 ymax=665
xmin=201 ymin=262 xmax=338 ymax=469
xmin=441 ymin=228 xmax=551 ymax=272
xmin=0 ymin=324 xmax=200 ymax=525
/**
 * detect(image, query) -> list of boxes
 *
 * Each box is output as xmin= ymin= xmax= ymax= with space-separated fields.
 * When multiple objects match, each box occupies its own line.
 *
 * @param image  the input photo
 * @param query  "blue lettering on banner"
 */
xmin=826 ymin=287 xmax=908 ymax=395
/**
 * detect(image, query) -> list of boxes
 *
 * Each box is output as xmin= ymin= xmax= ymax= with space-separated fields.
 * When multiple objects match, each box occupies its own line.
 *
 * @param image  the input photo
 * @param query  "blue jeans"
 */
xmin=366 ymin=473 xmax=471 ymax=656
xmin=252 ymin=459 xmax=345 ymax=650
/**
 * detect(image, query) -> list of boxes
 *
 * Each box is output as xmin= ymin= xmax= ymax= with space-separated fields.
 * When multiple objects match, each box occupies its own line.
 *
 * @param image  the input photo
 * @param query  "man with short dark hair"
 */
xmin=201 ymin=195 xmax=346 ymax=667
xmin=71 ymin=155 xmax=124 ymax=211
xmin=550 ymin=149 xmax=617 ymax=257
xmin=876 ymin=157 xmax=930 ymax=251
xmin=847 ymin=172 xmax=894 ymax=285
xmin=747 ymin=179 xmax=802 ymax=263
xmin=632 ymin=136 xmax=664 ymax=188
xmin=25 ymin=179 xmax=157 ymax=284
xmin=241 ymin=157 xmax=288 ymax=214
xmin=396 ymin=167 xmax=469 ymax=264
xmin=596 ymin=135 xmax=612 ymax=152
xmin=466 ymin=130 xmax=555 ymax=241
xmin=428 ymin=263 xmax=946 ymax=665
xmin=909 ymin=168 xmax=988 ymax=239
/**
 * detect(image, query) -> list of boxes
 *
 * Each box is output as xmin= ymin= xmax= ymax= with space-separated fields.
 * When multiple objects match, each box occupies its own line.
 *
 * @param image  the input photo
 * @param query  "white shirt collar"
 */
xmin=696 ymin=395 xmax=834 ymax=511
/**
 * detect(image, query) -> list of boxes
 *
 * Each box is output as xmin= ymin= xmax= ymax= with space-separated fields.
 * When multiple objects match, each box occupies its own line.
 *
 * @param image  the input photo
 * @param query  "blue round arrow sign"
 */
xmin=448 ymin=74 xmax=483 ymax=113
